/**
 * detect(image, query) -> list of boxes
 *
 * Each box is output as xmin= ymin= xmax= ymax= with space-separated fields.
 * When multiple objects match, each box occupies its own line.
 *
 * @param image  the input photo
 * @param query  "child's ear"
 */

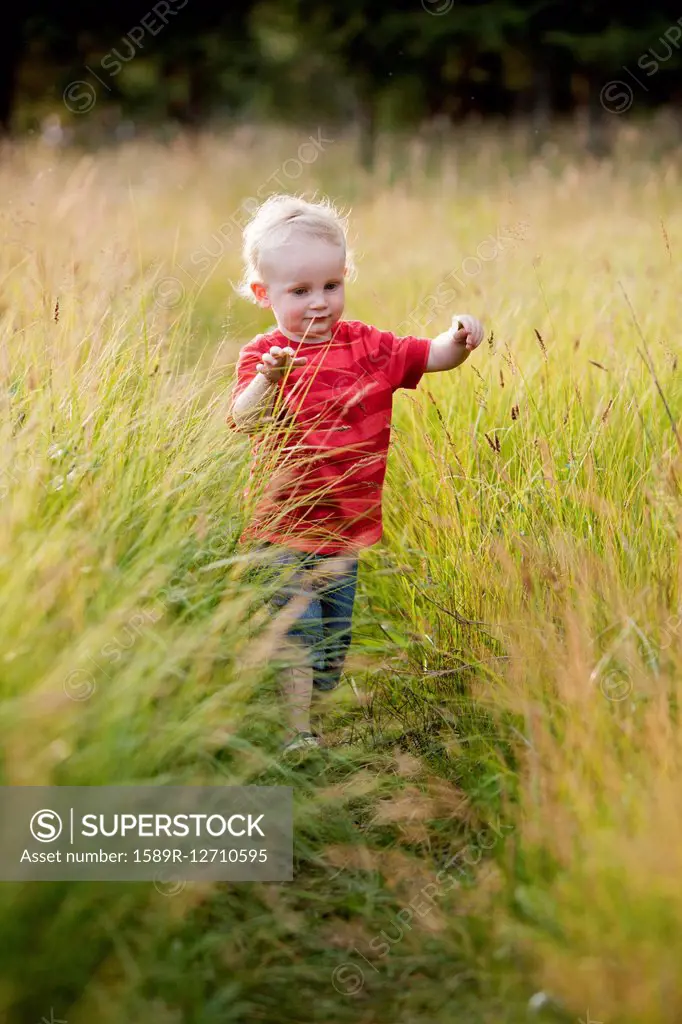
xmin=251 ymin=282 xmax=271 ymax=307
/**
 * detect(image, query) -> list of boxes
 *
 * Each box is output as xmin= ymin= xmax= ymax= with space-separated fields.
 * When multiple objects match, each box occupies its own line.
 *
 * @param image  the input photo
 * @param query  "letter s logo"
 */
xmin=30 ymin=809 xmax=63 ymax=842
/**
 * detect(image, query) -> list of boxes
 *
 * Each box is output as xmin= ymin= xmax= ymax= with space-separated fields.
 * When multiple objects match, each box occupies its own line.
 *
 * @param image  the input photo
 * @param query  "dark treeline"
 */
xmin=5 ymin=1 xmax=682 ymax=159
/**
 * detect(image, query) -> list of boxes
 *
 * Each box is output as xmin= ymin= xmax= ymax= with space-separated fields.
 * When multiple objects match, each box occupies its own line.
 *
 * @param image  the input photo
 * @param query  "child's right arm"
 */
xmin=229 ymin=372 xmax=279 ymax=433
xmin=228 ymin=345 xmax=307 ymax=433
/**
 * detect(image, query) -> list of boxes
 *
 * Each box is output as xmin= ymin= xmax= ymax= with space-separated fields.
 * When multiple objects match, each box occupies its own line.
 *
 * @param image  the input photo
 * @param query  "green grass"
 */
xmin=0 ymin=120 xmax=679 ymax=1023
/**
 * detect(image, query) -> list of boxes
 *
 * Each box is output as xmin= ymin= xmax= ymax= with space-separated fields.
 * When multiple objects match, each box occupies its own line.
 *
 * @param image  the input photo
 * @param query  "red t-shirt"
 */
xmin=226 ymin=320 xmax=431 ymax=554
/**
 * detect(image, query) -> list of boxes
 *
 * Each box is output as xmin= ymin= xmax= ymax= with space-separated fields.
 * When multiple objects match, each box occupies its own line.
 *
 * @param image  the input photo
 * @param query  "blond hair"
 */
xmin=236 ymin=194 xmax=356 ymax=302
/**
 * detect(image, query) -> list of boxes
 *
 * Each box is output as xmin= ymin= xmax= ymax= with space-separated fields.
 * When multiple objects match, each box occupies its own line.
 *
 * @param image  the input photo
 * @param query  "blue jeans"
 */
xmin=257 ymin=542 xmax=359 ymax=691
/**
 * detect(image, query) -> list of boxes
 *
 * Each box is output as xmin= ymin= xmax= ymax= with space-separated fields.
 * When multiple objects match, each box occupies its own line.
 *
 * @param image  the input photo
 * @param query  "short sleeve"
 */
xmin=226 ymin=334 xmax=267 ymax=431
xmin=364 ymin=325 xmax=431 ymax=392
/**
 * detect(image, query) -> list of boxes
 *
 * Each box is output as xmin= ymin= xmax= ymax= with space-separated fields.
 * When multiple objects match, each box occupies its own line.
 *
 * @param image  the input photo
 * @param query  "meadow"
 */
xmin=0 ymin=118 xmax=680 ymax=1023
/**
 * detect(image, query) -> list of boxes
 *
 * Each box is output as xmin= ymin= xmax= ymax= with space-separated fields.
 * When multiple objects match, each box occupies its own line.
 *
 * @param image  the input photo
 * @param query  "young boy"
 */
xmin=226 ymin=194 xmax=484 ymax=753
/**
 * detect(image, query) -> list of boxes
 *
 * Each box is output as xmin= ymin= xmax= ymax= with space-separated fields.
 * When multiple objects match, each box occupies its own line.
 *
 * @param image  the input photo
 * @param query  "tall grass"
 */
xmin=0 ymin=120 xmax=679 ymax=1023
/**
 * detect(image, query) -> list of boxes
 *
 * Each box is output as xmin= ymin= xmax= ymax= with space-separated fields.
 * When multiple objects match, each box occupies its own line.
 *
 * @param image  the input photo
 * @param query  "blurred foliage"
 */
xmin=4 ymin=0 xmax=682 ymax=147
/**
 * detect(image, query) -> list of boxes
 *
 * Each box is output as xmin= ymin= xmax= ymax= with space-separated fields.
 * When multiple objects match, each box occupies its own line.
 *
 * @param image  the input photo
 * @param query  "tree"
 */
xmin=0 ymin=12 xmax=26 ymax=134
xmin=545 ymin=3 xmax=682 ymax=155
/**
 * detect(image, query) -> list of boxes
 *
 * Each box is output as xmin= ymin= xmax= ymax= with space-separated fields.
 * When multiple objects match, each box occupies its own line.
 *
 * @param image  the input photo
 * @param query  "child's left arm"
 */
xmin=425 ymin=314 xmax=485 ymax=373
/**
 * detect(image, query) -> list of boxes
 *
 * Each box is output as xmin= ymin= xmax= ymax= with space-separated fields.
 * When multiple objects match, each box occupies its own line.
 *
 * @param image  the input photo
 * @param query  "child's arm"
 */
xmin=229 ymin=373 xmax=279 ymax=433
xmin=228 ymin=345 xmax=307 ymax=433
xmin=425 ymin=314 xmax=485 ymax=373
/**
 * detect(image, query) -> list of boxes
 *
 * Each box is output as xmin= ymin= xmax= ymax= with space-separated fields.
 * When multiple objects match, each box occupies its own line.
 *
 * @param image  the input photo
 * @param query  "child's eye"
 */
xmin=324 ymin=282 xmax=340 ymax=290
xmin=292 ymin=287 xmax=308 ymax=296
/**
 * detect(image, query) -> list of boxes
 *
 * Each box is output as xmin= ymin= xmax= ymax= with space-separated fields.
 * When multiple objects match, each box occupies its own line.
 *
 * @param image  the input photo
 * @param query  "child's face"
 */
xmin=252 ymin=236 xmax=346 ymax=342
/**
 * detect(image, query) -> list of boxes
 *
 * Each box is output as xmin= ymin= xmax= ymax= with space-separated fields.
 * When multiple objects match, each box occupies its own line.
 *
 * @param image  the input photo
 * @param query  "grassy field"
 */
xmin=0 ymin=120 xmax=680 ymax=1023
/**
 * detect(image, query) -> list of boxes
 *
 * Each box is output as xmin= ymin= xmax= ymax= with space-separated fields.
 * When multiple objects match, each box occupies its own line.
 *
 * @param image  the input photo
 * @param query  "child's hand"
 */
xmin=451 ymin=314 xmax=485 ymax=352
xmin=256 ymin=346 xmax=307 ymax=383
